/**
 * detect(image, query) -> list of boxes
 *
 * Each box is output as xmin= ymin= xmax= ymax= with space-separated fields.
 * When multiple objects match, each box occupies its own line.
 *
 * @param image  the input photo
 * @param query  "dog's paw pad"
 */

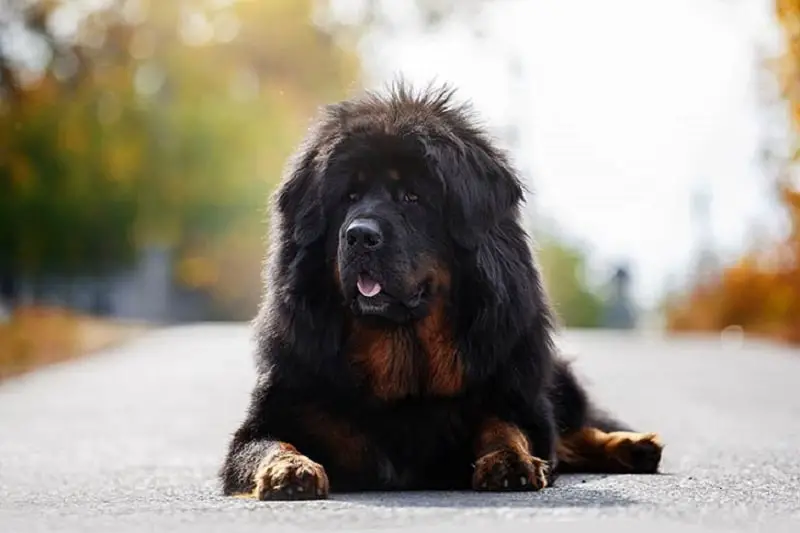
xmin=472 ymin=449 xmax=548 ymax=492
xmin=253 ymin=451 xmax=329 ymax=501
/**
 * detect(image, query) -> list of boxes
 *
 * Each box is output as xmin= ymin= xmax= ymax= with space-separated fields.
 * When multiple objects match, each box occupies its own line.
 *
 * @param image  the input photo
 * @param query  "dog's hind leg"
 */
xmin=555 ymin=425 xmax=663 ymax=474
xmin=549 ymin=358 xmax=664 ymax=475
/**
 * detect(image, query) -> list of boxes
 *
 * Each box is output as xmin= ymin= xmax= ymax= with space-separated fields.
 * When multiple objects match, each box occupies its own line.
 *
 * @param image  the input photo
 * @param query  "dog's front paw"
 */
xmin=253 ymin=450 xmax=329 ymax=500
xmin=472 ymin=449 xmax=549 ymax=492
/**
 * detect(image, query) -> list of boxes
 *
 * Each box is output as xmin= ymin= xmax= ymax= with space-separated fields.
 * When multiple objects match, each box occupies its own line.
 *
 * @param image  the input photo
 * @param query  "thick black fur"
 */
xmin=219 ymin=82 xmax=657 ymax=498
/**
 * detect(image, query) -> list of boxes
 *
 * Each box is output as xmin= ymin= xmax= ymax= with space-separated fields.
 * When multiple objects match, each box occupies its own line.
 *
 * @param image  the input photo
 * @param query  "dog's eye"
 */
xmin=348 ymin=192 xmax=360 ymax=202
xmin=402 ymin=192 xmax=418 ymax=203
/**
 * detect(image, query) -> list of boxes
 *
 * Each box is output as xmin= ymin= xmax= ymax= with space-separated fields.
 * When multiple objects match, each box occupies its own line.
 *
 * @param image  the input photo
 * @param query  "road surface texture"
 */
xmin=1 ymin=325 xmax=800 ymax=533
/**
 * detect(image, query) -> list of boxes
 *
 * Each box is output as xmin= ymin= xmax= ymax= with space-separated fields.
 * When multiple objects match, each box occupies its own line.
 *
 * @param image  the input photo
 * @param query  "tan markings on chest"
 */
xmin=349 ymin=297 xmax=463 ymax=400
xmin=414 ymin=296 xmax=464 ymax=396
xmin=350 ymin=324 xmax=417 ymax=400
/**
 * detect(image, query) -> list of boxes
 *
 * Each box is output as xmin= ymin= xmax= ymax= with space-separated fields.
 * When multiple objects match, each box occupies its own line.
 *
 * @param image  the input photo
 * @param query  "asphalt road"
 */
xmin=1 ymin=325 xmax=800 ymax=533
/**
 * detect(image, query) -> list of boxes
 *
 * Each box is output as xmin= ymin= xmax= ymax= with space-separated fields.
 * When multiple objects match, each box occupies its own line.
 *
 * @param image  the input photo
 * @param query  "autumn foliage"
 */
xmin=664 ymin=1 xmax=800 ymax=344
xmin=0 ymin=0 xmax=360 ymax=318
xmin=0 ymin=305 xmax=145 ymax=381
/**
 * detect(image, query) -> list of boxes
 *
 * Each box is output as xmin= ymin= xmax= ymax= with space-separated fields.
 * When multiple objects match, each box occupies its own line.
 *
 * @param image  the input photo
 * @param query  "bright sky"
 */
xmin=355 ymin=0 xmax=784 ymax=308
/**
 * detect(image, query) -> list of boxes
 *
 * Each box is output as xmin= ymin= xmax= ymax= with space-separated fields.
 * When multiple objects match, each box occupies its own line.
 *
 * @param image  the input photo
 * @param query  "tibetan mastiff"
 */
xmin=220 ymin=83 xmax=663 ymax=500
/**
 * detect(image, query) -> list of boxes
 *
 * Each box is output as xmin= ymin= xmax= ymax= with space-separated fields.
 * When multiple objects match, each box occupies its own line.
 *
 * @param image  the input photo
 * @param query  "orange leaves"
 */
xmin=0 ymin=305 xmax=146 ymax=381
xmin=665 ymin=251 xmax=800 ymax=344
xmin=664 ymin=1 xmax=800 ymax=344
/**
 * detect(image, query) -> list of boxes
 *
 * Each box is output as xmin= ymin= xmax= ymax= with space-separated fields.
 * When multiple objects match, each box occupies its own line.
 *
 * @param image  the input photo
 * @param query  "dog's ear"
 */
xmin=424 ymin=137 xmax=524 ymax=249
xmin=275 ymin=146 xmax=325 ymax=247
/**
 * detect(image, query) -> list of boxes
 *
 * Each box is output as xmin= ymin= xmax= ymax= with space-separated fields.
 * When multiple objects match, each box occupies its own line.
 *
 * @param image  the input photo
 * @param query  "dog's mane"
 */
xmin=326 ymin=81 xmax=478 ymax=137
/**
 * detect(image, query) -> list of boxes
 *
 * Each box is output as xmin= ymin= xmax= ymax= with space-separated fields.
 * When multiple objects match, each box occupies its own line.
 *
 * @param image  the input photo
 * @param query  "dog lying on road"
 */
xmin=220 ymin=83 xmax=663 ymax=500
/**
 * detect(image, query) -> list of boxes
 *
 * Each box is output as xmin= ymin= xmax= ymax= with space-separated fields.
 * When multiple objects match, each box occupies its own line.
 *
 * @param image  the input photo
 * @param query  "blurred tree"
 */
xmin=663 ymin=0 xmax=800 ymax=343
xmin=775 ymin=0 xmax=800 ymax=242
xmin=536 ymin=235 xmax=604 ymax=329
xmin=0 ymin=0 xmax=360 ymax=317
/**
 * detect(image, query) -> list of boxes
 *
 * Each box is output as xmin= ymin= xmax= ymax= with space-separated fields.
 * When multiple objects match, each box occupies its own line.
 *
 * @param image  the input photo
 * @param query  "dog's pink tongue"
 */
xmin=357 ymin=276 xmax=382 ymax=298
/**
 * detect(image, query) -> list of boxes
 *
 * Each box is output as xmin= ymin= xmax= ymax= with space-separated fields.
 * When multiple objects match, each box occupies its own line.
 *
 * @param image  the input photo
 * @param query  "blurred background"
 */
xmin=1 ymin=0 xmax=799 ymax=380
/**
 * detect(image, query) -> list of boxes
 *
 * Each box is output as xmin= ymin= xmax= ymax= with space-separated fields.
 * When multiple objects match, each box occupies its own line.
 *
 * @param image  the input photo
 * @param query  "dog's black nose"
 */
xmin=345 ymin=218 xmax=384 ymax=251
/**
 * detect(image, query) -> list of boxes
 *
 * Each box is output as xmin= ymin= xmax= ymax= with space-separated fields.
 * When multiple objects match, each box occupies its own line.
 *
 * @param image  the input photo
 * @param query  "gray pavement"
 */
xmin=1 ymin=324 xmax=800 ymax=532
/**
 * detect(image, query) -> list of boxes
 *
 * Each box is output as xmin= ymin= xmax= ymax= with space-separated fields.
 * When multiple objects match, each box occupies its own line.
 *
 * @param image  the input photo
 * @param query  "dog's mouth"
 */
xmin=351 ymin=272 xmax=429 ymax=319
xmin=356 ymin=274 xmax=382 ymax=298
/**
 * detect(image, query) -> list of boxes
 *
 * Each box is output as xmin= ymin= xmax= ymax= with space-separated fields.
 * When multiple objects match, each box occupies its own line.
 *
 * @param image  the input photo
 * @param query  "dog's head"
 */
xmin=329 ymin=134 xmax=452 ymax=324
xmin=275 ymin=83 xmax=525 ymax=325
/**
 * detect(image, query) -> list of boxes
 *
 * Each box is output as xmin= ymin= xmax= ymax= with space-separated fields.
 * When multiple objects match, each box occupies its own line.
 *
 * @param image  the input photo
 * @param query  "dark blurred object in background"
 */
xmin=602 ymin=265 xmax=636 ymax=330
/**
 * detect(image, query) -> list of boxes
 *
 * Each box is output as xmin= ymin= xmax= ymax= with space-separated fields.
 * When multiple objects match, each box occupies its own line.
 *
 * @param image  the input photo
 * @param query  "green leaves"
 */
xmin=537 ymin=236 xmax=605 ymax=329
xmin=0 ymin=0 xmax=359 ymax=313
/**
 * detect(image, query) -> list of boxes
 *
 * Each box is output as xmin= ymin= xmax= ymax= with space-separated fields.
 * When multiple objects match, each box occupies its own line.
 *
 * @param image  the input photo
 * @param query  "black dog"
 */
xmin=220 ymin=83 xmax=663 ymax=500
